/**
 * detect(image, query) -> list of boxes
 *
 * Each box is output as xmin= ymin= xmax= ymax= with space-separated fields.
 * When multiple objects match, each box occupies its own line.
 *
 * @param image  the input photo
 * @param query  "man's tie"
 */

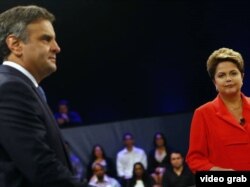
xmin=37 ymin=86 xmax=47 ymax=102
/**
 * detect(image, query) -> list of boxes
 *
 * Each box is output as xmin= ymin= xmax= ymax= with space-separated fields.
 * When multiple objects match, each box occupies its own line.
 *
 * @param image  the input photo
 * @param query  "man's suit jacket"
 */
xmin=186 ymin=93 xmax=250 ymax=173
xmin=0 ymin=65 xmax=85 ymax=187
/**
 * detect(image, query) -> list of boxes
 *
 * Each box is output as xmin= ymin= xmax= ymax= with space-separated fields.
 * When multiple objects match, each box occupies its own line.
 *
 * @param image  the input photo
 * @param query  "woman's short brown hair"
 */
xmin=206 ymin=47 xmax=244 ymax=79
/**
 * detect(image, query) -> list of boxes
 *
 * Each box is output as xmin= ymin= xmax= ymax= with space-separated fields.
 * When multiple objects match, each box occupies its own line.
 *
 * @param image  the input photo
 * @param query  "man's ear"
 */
xmin=5 ymin=35 xmax=23 ymax=57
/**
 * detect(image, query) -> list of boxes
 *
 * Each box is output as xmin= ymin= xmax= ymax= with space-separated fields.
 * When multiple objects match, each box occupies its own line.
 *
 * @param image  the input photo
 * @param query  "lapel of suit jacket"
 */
xmin=0 ymin=65 xmax=73 ymax=171
xmin=31 ymin=84 xmax=74 ymax=172
xmin=213 ymin=93 xmax=247 ymax=131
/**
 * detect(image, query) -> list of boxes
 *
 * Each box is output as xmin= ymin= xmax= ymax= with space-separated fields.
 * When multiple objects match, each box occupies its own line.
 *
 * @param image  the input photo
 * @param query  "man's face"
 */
xmin=170 ymin=153 xmax=183 ymax=169
xmin=21 ymin=19 xmax=61 ymax=81
xmin=124 ymin=135 xmax=134 ymax=148
xmin=59 ymin=104 xmax=68 ymax=114
xmin=93 ymin=165 xmax=105 ymax=180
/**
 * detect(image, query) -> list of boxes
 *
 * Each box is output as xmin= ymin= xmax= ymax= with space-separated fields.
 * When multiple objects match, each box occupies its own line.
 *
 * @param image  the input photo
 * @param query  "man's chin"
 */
xmin=43 ymin=65 xmax=57 ymax=79
xmin=48 ymin=64 xmax=57 ymax=73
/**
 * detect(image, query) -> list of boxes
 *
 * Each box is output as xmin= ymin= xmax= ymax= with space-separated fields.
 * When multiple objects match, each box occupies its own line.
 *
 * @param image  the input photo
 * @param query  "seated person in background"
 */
xmin=54 ymin=99 xmax=83 ymax=126
xmin=64 ymin=142 xmax=85 ymax=182
xmin=162 ymin=151 xmax=195 ymax=187
xmin=88 ymin=163 xmax=121 ymax=187
xmin=87 ymin=144 xmax=116 ymax=181
xmin=116 ymin=132 xmax=147 ymax=186
xmin=127 ymin=162 xmax=155 ymax=187
xmin=148 ymin=132 xmax=171 ymax=185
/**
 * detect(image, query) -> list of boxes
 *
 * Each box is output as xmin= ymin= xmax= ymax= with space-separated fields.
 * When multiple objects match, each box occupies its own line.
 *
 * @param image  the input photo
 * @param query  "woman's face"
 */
xmin=155 ymin=134 xmax=164 ymax=147
xmin=213 ymin=61 xmax=243 ymax=97
xmin=134 ymin=164 xmax=144 ymax=177
xmin=94 ymin=146 xmax=103 ymax=158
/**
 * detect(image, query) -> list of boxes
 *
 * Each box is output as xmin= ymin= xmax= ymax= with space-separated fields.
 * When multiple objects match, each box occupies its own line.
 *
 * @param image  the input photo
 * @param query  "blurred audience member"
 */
xmin=162 ymin=151 xmax=195 ymax=187
xmin=116 ymin=132 xmax=147 ymax=186
xmin=148 ymin=132 xmax=171 ymax=185
xmin=88 ymin=163 xmax=121 ymax=187
xmin=87 ymin=144 xmax=116 ymax=181
xmin=54 ymin=99 xmax=83 ymax=126
xmin=127 ymin=162 xmax=155 ymax=187
xmin=65 ymin=142 xmax=85 ymax=182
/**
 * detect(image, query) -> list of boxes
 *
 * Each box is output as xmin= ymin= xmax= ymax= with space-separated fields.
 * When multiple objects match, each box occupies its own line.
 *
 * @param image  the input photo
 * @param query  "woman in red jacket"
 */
xmin=186 ymin=47 xmax=250 ymax=172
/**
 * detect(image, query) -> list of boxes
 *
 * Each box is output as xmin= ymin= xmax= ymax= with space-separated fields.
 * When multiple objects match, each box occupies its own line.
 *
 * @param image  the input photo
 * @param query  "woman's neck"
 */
xmin=220 ymin=92 xmax=242 ymax=109
xmin=156 ymin=145 xmax=165 ymax=150
xmin=220 ymin=93 xmax=244 ymax=123
xmin=95 ymin=157 xmax=104 ymax=162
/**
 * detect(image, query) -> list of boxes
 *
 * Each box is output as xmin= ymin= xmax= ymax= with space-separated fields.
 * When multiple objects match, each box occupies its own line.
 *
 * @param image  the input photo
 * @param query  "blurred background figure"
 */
xmin=87 ymin=144 xmax=116 ymax=181
xmin=64 ymin=142 xmax=85 ymax=182
xmin=148 ymin=132 xmax=171 ymax=186
xmin=162 ymin=151 xmax=195 ymax=187
xmin=127 ymin=162 xmax=155 ymax=187
xmin=88 ymin=163 xmax=121 ymax=187
xmin=54 ymin=99 xmax=83 ymax=127
xmin=116 ymin=132 xmax=147 ymax=186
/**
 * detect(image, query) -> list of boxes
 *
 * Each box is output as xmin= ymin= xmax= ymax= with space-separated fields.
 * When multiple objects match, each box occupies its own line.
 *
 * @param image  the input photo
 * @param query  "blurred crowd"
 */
xmin=66 ymin=132 xmax=195 ymax=187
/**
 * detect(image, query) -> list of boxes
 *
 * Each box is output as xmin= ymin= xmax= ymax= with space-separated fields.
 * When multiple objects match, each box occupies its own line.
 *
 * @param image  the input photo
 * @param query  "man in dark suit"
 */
xmin=0 ymin=5 xmax=86 ymax=187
